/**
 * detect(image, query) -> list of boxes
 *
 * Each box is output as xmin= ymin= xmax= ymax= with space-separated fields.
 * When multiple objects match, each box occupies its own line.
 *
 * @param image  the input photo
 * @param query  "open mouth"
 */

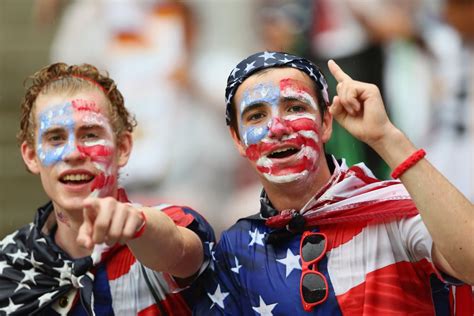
xmin=59 ymin=173 xmax=94 ymax=185
xmin=267 ymin=147 xmax=300 ymax=159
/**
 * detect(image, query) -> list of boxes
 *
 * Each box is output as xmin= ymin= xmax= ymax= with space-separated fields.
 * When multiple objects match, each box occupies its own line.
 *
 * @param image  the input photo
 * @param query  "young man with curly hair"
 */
xmin=0 ymin=63 xmax=214 ymax=315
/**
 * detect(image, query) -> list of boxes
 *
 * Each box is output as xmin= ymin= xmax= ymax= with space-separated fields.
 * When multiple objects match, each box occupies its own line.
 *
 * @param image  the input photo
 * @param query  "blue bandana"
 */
xmin=225 ymin=51 xmax=329 ymax=125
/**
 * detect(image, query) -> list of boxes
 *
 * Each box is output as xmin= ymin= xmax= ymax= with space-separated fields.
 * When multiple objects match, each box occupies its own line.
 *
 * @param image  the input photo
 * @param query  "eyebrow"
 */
xmin=77 ymin=124 xmax=106 ymax=132
xmin=41 ymin=127 xmax=67 ymax=135
xmin=241 ymin=102 xmax=267 ymax=117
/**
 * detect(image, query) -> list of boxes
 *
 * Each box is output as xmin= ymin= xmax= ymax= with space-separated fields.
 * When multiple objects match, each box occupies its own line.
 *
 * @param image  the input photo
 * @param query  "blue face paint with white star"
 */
xmin=36 ymin=102 xmax=76 ymax=166
xmin=239 ymin=82 xmax=280 ymax=146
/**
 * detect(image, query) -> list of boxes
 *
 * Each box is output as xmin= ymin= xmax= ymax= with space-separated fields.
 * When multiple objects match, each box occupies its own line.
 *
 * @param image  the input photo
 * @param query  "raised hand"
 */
xmin=327 ymin=59 xmax=394 ymax=147
xmin=77 ymin=196 xmax=145 ymax=249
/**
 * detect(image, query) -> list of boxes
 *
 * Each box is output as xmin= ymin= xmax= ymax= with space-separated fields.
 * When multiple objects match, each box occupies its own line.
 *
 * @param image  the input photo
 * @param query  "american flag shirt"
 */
xmin=0 ymin=190 xmax=215 ymax=316
xmin=194 ymin=161 xmax=458 ymax=315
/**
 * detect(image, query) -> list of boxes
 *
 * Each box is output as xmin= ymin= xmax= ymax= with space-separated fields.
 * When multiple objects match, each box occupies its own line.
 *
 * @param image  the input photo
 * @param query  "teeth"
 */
xmin=271 ymin=148 xmax=292 ymax=154
xmin=62 ymin=174 xmax=93 ymax=182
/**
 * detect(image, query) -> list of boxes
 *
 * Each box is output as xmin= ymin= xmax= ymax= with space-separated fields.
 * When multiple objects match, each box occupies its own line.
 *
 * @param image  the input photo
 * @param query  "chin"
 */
xmin=263 ymin=170 xmax=310 ymax=184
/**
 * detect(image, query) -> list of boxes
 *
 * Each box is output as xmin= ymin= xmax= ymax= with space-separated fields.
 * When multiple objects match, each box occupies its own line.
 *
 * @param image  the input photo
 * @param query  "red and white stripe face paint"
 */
xmin=236 ymin=72 xmax=324 ymax=184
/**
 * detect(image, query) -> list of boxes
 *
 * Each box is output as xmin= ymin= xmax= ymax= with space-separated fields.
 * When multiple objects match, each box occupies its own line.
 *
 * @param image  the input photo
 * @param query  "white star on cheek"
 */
xmin=276 ymin=249 xmax=302 ymax=278
xmin=208 ymin=284 xmax=229 ymax=309
xmin=0 ymin=298 xmax=23 ymax=314
xmin=248 ymin=229 xmax=266 ymax=246
xmin=252 ymin=296 xmax=278 ymax=316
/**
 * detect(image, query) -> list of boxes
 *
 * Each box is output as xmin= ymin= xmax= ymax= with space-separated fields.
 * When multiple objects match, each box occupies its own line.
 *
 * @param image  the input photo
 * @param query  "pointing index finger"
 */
xmin=328 ymin=59 xmax=352 ymax=83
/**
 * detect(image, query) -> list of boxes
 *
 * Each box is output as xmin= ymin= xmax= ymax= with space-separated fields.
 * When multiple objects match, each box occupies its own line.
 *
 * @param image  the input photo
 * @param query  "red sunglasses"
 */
xmin=299 ymin=231 xmax=329 ymax=312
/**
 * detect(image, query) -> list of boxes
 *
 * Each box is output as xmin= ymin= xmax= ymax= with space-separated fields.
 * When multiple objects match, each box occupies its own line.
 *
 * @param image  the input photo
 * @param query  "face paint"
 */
xmin=37 ymin=102 xmax=77 ymax=166
xmin=239 ymin=82 xmax=280 ymax=146
xmin=238 ymin=78 xmax=323 ymax=183
xmin=37 ymin=99 xmax=116 ymax=195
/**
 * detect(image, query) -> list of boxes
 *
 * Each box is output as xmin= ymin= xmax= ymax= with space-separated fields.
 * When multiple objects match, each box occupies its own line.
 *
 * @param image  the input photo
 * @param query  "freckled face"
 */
xmin=33 ymin=90 xmax=119 ymax=211
xmin=234 ymin=68 xmax=325 ymax=184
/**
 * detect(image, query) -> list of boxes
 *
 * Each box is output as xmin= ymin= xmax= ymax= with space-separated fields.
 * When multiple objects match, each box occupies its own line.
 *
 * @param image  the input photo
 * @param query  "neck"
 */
xmin=263 ymin=160 xmax=332 ymax=213
xmin=52 ymin=204 xmax=92 ymax=258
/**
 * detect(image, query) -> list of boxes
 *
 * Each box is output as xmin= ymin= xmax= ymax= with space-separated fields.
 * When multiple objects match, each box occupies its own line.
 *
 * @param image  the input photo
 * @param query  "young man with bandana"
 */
xmin=0 ymin=63 xmax=215 ymax=315
xmin=194 ymin=51 xmax=473 ymax=315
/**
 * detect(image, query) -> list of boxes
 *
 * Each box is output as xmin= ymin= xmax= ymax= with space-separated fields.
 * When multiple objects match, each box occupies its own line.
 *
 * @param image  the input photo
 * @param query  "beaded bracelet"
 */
xmin=132 ymin=211 xmax=147 ymax=239
xmin=391 ymin=149 xmax=426 ymax=179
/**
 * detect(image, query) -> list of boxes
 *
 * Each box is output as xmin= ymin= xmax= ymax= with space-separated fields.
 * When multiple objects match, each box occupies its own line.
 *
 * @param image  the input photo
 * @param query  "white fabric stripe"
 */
xmin=108 ymin=260 xmax=173 ymax=315
xmin=327 ymin=215 xmax=433 ymax=295
xmin=313 ymin=183 xmax=411 ymax=214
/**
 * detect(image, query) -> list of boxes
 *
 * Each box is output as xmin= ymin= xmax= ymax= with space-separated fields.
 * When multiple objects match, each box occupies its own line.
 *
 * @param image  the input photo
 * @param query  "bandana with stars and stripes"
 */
xmin=225 ymin=51 xmax=329 ymax=125
xmin=0 ymin=201 xmax=116 ymax=315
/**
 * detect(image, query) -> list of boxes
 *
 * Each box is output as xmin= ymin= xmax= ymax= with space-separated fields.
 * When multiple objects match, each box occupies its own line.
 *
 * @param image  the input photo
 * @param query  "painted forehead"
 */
xmin=238 ymin=77 xmax=318 ymax=113
xmin=38 ymin=98 xmax=108 ymax=125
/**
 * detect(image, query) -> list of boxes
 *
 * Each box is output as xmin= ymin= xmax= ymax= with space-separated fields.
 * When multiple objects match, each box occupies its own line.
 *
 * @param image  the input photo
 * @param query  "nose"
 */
xmin=63 ymin=142 xmax=86 ymax=163
xmin=267 ymin=117 xmax=291 ymax=139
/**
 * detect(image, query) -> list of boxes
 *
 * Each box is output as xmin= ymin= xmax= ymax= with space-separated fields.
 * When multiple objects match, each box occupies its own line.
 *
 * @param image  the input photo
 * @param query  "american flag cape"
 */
xmin=194 ymin=158 xmax=468 ymax=315
xmin=0 ymin=189 xmax=215 ymax=315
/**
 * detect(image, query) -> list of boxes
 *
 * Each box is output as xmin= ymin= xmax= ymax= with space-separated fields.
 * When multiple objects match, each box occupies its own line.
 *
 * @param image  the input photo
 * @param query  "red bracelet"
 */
xmin=391 ymin=149 xmax=426 ymax=179
xmin=132 ymin=211 xmax=147 ymax=239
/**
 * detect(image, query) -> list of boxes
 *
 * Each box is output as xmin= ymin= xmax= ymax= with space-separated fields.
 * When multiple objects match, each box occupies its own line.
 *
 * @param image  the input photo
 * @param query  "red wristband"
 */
xmin=391 ymin=149 xmax=426 ymax=179
xmin=132 ymin=211 xmax=147 ymax=239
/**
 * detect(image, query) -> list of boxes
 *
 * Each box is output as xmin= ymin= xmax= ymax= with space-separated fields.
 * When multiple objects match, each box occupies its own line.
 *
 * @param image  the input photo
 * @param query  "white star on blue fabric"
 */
xmin=53 ymin=262 xmax=72 ymax=280
xmin=230 ymin=66 xmax=240 ymax=78
xmin=14 ymin=282 xmax=31 ymax=293
xmin=38 ymin=290 xmax=58 ymax=307
xmin=276 ymin=249 xmax=301 ymax=277
xmin=252 ymin=295 xmax=278 ymax=316
xmin=245 ymin=61 xmax=256 ymax=73
xmin=21 ymin=267 xmax=40 ymax=285
xmin=36 ymin=237 xmax=47 ymax=244
xmin=0 ymin=298 xmax=23 ymax=314
xmin=1 ymin=231 xmax=18 ymax=250
xmin=0 ymin=260 xmax=10 ymax=274
xmin=281 ymin=57 xmax=292 ymax=63
xmin=7 ymin=249 xmax=27 ymax=264
xmin=208 ymin=284 xmax=229 ymax=309
xmin=230 ymin=256 xmax=242 ymax=274
xmin=259 ymin=51 xmax=276 ymax=61
xmin=28 ymin=253 xmax=43 ymax=269
xmin=248 ymin=228 xmax=265 ymax=246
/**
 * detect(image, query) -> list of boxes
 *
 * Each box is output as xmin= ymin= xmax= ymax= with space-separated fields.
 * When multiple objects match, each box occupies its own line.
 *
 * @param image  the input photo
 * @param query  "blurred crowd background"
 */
xmin=1 ymin=0 xmax=473 ymax=239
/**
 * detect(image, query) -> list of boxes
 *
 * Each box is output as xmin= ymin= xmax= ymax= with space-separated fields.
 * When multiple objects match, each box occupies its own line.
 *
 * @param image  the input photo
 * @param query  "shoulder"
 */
xmin=154 ymin=203 xmax=216 ymax=244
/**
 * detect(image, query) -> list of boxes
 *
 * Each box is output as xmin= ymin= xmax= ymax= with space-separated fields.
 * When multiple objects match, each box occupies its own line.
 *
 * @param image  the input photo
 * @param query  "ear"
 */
xmin=229 ymin=127 xmax=247 ymax=157
xmin=320 ymin=109 xmax=333 ymax=144
xmin=21 ymin=141 xmax=40 ymax=174
xmin=117 ymin=132 xmax=133 ymax=167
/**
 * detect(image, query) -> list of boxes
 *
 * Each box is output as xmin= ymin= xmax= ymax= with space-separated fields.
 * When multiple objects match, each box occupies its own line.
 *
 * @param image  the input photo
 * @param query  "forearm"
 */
xmin=371 ymin=127 xmax=474 ymax=283
xmin=127 ymin=208 xmax=204 ymax=278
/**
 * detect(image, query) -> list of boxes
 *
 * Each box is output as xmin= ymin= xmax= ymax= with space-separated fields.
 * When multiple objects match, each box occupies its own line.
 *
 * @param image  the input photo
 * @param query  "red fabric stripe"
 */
xmin=455 ymin=285 xmax=473 ymax=316
xmin=336 ymin=260 xmax=436 ymax=315
xmin=162 ymin=206 xmax=194 ymax=227
xmin=106 ymin=246 xmax=136 ymax=280
xmin=305 ymin=199 xmax=418 ymax=226
xmin=319 ymin=221 xmax=368 ymax=250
